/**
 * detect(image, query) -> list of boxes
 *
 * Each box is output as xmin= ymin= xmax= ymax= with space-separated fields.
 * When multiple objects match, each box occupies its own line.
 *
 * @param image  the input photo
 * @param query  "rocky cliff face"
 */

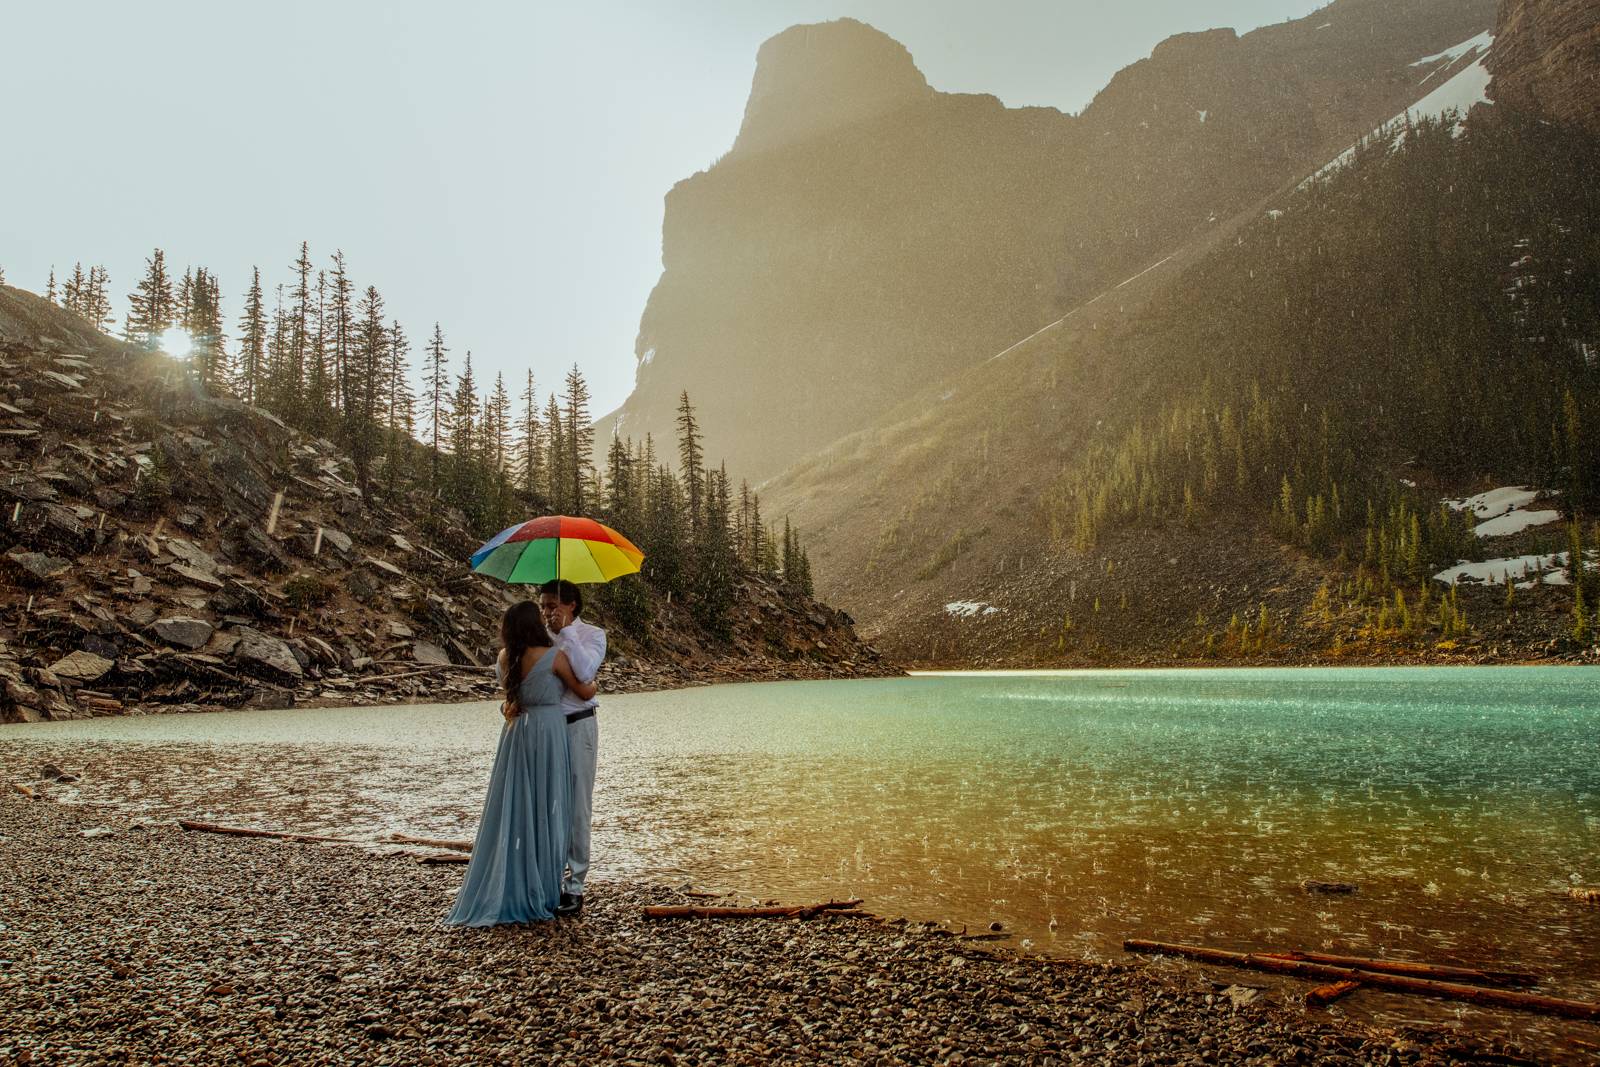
xmin=1490 ymin=0 xmax=1600 ymax=133
xmin=602 ymin=0 xmax=1496 ymax=482
xmin=731 ymin=19 xmax=933 ymax=157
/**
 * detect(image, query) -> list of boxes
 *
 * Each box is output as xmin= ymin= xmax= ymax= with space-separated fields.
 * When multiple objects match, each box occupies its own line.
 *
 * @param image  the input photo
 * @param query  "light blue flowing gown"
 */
xmin=445 ymin=647 xmax=572 ymax=926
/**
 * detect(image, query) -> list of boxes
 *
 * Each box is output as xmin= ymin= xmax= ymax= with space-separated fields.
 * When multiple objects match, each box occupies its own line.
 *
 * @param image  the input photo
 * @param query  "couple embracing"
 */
xmin=445 ymin=579 xmax=604 ymax=927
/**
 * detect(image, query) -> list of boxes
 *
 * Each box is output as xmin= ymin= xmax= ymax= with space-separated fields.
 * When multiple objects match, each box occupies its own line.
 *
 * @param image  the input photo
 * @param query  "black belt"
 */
xmin=565 ymin=707 xmax=596 ymax=724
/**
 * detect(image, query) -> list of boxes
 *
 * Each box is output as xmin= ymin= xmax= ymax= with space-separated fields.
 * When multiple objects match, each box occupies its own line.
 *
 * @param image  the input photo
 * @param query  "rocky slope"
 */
xmin=1490 ymin=0 xmax=1600 ymax=133
xmin=601 ymin=0 xmax=1496 ymax=481
xmin=0 ymin=287 xmax=888 ymax=724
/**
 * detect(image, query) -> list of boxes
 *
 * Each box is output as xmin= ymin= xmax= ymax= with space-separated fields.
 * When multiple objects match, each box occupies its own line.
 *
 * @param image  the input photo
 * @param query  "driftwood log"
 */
xmin=415 ymin=852 xmax=471 ymax=865
xmin=1124 ymin=940 xmax=1598 ymax=1021
xmin=178 ymin=819 xmax=359 ymax=845
xmin=644 ymin=899 xmax=863 ymax=920
xmin=1305 ymin=980 xmax=1362 ymax=1007
xmin=1259 ymin=950 xmax=1538 ymax=988
xmin=389 ymin=833 xmax=473 ymax=852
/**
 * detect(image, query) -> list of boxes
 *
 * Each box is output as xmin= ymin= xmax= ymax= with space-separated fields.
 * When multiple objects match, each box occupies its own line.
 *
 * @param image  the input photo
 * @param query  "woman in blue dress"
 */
xmin=445 ymin=602 xmax=597 ymax=927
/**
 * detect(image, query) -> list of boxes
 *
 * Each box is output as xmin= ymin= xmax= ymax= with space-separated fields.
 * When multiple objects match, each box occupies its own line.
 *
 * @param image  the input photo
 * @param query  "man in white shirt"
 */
xmin=540 ymin=579 xmax=605 ymax=917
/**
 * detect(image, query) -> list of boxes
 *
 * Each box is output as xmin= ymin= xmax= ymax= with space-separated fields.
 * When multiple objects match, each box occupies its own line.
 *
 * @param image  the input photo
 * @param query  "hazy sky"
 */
xmin=3 ymin=0 xmax=1325 ymax=417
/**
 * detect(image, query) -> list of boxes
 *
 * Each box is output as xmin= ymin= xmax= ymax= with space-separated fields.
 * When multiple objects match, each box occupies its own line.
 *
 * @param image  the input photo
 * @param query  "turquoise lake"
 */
xmin=7 ymin=666 xmax=1600 ymax=1046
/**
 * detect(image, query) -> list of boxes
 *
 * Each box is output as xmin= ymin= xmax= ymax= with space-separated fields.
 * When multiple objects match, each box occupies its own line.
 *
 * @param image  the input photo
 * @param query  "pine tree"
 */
xmin=124 ymin=249 xmax=175 ymax=348
xmin=384 ymin=319 xmax=414 ymax=494
xmin=184 ymin=267 xmax=226 ymax=386
xmin=644 ymin=462 xmax=688 ymax=600
xmin=517 ymin=370 xmax=545 ymax=500
xmin=63 ymin=263 xmax=86 ymax=319
xmin=693 ymin=463 xmax=737 ymax=636
xmin=676 ymin=391 xmax=704 ymax=539
xmin=781 ymin=516 xmax=798 ymax=586
xmin=424 ymin=323 xmax=450 ymax=481
xmin=545 ymin=392 xmax=567 ymax=512
xmin=278 ymin=241 xmax=314 ymax=411
xmin=45 ymin=267 xmax=57 ymax=305
xmin=561 ymin=364 xmax=595 ymax=512
xmin=489 ymin=372 xmax=512 ymax=473
xmin=347 ymin=284 xmax=388 ymax=496
xmin=85 ymin=266 xmax=113 ymax=333
xmin=237 ymin=267 xmax=267 ymax=404
xmin=327 ymin=252 xmax=355 ymax=422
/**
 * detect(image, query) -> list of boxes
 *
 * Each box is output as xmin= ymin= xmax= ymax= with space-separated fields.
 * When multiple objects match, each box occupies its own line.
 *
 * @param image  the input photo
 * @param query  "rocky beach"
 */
xmin=1 ymin=754 xmax=1554 ymax=1066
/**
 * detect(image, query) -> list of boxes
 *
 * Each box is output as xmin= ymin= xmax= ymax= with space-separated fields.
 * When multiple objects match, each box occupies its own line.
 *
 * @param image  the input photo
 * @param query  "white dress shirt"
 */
xmin=554 ymin=616 xmax=605 ymax=714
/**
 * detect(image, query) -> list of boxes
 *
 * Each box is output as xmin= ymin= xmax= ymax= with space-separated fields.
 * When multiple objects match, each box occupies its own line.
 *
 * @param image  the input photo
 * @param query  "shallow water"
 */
xmin=8 ymin=666 xmax=1600 ymax=1049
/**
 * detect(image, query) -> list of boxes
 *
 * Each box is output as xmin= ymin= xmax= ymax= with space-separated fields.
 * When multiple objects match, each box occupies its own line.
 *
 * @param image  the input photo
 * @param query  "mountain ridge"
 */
xmin=601 ymin=0 xmax=1498 ymax=482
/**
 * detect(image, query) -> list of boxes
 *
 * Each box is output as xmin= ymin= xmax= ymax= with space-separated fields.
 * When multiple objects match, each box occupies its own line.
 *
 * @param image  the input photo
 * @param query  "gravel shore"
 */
xmin=0 ymin=795 xmax=1539 ymax=1066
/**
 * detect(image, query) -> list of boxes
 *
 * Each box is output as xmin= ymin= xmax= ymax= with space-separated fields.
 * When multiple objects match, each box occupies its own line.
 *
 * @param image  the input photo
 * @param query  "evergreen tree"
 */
xmin=384 ymin=319 xmax=414 ymax=494
xmin=693 ymin=463 xmax=738 ymax=636
xmin=327 ymin=252 xmax=355 ymax=423
xmin=279 ymin=241 xmax=314 ymax=411
xmin=184 ymin=267 xmax=226 ymax=386
xmin=63 ymin=263 xmax=86 ymax=318
xmin=348 ymin=284 xmax=388 ymax=495
xmin=676 ymin=390 xmax=704 ymax=539
xmin=85 ymin=266 xmax=113 ymax=333
xmin=544 ymin=392 xmax=568 ymax=512
xmin=424 ymin=323 xmax=450 ymax=481
xmin=45 ymin=266 xmax=57 ymax=305
xmin=561 ymin=364 xmax=595 ymax=512
xmin=124 ymin=249 xmax=175 ymax=348
xmin=236 ymin=267 xmax=267 ymax=404
xmin=517 ymin=370 xmax=545 ymax=501
xmin=488 ymin=372 xmax=512 ymax=473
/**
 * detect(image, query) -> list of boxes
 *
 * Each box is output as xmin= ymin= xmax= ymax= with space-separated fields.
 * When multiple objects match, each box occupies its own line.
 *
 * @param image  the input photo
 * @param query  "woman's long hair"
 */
xmin=501 ymin=600 xmax=551 ymax=712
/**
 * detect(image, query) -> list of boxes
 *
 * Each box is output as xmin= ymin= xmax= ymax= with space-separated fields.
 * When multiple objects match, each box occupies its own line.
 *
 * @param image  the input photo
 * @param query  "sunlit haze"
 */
xmin=4 ymin=0 xmax=1324 ymax=417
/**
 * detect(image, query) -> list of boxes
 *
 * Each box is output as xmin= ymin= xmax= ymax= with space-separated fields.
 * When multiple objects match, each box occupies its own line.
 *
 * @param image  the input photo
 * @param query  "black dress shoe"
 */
xmin=555 ymin=893 xmax=583 ymax=917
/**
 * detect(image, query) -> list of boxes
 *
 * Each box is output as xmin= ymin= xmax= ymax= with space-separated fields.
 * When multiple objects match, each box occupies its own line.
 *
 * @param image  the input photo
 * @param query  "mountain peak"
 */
xmin=732 ymin=19 xmax=933 ymax=156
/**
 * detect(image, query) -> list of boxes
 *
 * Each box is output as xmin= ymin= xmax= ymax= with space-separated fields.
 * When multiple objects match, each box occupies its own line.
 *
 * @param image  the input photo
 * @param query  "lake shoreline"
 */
xmin=1 ymin=794 xmax=1524 ymax=1066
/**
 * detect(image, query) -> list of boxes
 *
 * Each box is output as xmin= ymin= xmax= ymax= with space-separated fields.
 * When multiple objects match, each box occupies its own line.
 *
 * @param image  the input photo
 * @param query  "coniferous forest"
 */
xmin=25 ymin=241 xmax=814 ymax=643
xmin=1040 ymin=113 xmax=1600 ymax=651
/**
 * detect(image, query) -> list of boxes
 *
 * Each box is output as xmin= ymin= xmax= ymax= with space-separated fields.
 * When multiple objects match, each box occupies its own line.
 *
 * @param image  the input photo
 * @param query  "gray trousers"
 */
xmin=564 ymin=714 xmax=598 ymax=895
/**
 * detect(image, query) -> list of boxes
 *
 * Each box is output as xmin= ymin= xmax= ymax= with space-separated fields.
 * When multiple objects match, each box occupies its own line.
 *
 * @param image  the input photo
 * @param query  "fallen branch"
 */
xmin=1259 ymin=950 xmax=1539 ymax=988
xmin=1305 ymin=980 xmax=1362 ymax=1007
xmin=177 ymin=819 xmax=358 ymax=845
xmin=389 ymin=832 xmax=473 ymax=852
xmin=415 ymin=852 xmax=471 ymax=865
xmin=372 ymin=660 xmax=495 ymax=672
xmin=643 ymin=899 xmax=863 ymax=920
xmin=1124 ymin=940 xmax=1599 ymax=1021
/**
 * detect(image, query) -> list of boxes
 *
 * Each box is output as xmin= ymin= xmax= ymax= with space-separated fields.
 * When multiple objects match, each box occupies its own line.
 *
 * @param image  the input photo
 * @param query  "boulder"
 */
xmin=232 ymin=627 xmax=305 ymax=679
xmin=47 ymin=650 xmax=115 ymax=682
xmin=320 ymin=528 xmax=353 ymax=556
xmin=411 ymin=641 xmax=451 ymax=667
xmin=240 ymin=686 xmax=296 ymax=710
xmin=5 ymin=550 xmax=70 ymax=582
xmin=151 ymin=616 xmax=214 ymax=650
xmin=164 ymin=538 xmax=218 ymax=574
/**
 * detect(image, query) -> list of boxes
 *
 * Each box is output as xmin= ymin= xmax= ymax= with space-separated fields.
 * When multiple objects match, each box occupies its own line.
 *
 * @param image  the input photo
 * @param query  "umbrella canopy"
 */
xmin=469 ymin=515 xmax=644 ymax=585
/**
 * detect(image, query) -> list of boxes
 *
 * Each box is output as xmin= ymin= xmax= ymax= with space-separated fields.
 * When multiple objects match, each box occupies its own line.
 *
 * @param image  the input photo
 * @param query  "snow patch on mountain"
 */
xmin=1303 ymin=36 xmax=1494 ymax=187
xmin=1410 ymin=30 xmax=1493 ymax=69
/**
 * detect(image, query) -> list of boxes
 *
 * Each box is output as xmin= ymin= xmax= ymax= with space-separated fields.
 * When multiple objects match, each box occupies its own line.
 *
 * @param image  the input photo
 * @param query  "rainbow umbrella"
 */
xmin=469 ymin=515 xmax=644 ymax=585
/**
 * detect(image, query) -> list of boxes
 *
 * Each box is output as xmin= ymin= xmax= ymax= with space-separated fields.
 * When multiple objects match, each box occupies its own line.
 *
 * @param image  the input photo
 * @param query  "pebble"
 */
xmin=0 ymin=796 xmax=1528 ymax=1066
